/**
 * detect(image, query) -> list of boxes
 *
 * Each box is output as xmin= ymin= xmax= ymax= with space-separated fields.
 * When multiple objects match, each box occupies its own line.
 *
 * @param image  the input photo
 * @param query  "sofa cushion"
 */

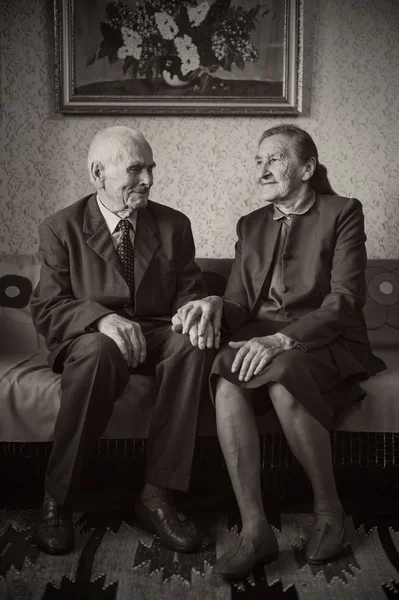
xmin=0 ymin=351 xmax=157 ymax=442
xmin=1 ymin=344 xmax=398 ymax=441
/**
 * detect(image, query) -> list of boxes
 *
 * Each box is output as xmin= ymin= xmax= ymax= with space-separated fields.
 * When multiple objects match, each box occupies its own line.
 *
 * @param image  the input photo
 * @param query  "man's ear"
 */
xmin=302 ymin=157 xmax=316 ymax=182
xmin=91 ymin=161 xmax=104 ymax=189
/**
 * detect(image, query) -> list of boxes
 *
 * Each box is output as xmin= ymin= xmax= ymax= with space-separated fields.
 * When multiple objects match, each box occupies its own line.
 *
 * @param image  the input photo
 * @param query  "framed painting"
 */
xmin=54 ymin=0 xmax=303 ymax=115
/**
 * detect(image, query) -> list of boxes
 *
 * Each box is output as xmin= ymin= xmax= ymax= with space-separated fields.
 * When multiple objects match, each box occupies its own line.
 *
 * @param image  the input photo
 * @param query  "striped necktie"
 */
xmin=117 ymin=219 xmax=134 ymax=296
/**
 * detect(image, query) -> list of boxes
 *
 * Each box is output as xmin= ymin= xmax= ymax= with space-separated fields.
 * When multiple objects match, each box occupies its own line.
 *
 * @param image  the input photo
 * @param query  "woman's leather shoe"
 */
xmin=213 ymin=528 xmax=279 ymax=580
xmin=305 ymin=515 xmax=346 ymax=564
xmin=34 ymin=491 xmax=74 ymax=555
xmin=135 ymin=497 xmax=201 ymax=553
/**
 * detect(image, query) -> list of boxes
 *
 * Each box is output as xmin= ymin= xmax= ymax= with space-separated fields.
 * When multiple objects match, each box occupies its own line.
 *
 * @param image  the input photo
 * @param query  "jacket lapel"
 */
xmin=83 ymin=194 xmax=125 ymax=280
xmin=133 ymin=205 xmax=161 ymax=292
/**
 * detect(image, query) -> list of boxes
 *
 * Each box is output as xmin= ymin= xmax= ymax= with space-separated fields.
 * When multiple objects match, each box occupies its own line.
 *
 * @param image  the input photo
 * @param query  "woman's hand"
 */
xmin=229 ymin=333 xmax=293 ymax=382
xmin=176 ymin=296 xmax=223 ymax=340
xmin=171 ymin=295 xmax=223 ymax=349
xmin=171 ymin=312 xmax=219 ymax=350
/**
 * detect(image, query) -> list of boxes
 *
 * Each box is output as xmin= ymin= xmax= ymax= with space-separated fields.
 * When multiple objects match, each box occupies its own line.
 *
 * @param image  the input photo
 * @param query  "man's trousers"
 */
xmin=45 ymin=321 xmax=215 ymax=505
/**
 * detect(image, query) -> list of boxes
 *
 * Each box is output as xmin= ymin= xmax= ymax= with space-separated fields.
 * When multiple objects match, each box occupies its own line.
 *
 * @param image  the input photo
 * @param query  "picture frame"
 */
xmin=54 ymin=0 xmax=304 ymax=115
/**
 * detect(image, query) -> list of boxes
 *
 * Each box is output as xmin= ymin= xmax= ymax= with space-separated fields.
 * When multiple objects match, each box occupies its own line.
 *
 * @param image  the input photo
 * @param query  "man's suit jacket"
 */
xmin=30 ymin=194 xmax=206 ymax=368
xmin=222 ymin=195 xmax=385 ymax=377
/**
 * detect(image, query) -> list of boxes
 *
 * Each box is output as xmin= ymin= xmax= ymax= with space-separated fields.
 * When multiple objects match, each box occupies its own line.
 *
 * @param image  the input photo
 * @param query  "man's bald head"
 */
xmin=87 ymin=126 xmax=151 ymax=182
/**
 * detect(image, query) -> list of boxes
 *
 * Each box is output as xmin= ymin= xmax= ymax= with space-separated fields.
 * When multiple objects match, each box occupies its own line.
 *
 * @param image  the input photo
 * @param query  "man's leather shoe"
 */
xmin=34 ymin=491 xmax=74 ymax=555
xmin=135 ymin=497 xmax=201 ymax=553
xmin=305 ymin=515 xmax=346 ymax=564
xmin=213 ymin=528 xmax=279 ymax=580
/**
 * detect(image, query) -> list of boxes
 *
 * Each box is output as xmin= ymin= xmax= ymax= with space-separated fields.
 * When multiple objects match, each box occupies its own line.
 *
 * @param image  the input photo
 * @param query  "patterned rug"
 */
xmin=2 ymin=508 xmax=399 ymax=599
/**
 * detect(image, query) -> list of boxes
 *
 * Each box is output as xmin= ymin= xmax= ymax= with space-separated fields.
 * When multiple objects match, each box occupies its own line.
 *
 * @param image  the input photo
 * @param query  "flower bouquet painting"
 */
xmin=88 ymin=0 xmax=265 ymax=89
xmin=54 ymin=0 xmax=303 ymax=114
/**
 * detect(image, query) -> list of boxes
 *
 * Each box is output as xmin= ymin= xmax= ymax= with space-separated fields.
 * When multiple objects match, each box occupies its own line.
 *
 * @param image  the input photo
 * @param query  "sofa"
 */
xmin=0 ymin=254 xmax=398 ymax=469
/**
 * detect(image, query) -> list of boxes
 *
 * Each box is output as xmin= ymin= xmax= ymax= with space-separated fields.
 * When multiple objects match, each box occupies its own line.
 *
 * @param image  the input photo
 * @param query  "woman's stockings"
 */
xmin=215 ymin=377 xmax=269 ymax=543
xmin=267 ymin=382 xmax=344 ymax=526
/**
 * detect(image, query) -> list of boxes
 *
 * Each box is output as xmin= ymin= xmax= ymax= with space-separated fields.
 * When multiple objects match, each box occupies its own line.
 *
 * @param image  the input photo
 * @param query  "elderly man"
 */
xmin=30 ymin=125 xmax=220 ymax=556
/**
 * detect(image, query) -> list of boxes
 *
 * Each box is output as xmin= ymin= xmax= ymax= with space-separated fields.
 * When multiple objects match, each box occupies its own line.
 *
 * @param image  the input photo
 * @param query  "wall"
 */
xmin=1 ymin=0 xmax=398 ymax=258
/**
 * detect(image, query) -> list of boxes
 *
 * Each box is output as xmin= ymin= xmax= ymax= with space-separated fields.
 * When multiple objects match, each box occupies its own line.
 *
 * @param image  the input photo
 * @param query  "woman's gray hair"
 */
xmin=259 ymin=124 xmax=337 ymax=196
xmin=87 ymin=126 xmax=149 ymax=183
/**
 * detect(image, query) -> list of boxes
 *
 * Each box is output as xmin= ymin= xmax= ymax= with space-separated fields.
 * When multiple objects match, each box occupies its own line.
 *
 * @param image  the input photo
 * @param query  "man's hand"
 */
xmin=97 ymin=313 xmax=146 ymax=369
xmin=230 ymin=333 xmax=293 ymax=382
xmin=171 ymin=313 xmax=219 ymax=349
xmin=176 ymin=296 xmax=223 ymax=343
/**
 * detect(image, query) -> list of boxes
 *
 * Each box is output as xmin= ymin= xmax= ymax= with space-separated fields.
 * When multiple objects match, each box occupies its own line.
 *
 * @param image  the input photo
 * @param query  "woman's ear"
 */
xmin=302 ymin=157 xmax=317 ymax=181
xmin=91 ymin=161 xmax=104 ymax=189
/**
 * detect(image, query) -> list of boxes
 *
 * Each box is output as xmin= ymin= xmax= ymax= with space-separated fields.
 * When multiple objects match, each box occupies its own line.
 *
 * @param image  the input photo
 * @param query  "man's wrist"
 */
xmin=89 ymin=312 xmax=116 ymax=331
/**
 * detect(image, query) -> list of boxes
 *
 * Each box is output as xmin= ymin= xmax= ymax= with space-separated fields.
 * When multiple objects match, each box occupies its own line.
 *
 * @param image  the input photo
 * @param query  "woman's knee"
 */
xmin=215 ymin=377 xmax=252 ymax=407
xmin=267 ymin=382 xmax=299 ymax=411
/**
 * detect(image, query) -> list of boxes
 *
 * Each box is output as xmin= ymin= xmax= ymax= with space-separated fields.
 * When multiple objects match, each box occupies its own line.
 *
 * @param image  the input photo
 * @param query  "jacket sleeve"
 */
xmin=172 ymin=216 xmax=207 ymax=311
xmin=222 ymin=217 xmax=251 ymax=333
xmin=30 ymin=222 xmax=113 ymax=349
xmin=279 ymin=198 xmax=367 ymax=350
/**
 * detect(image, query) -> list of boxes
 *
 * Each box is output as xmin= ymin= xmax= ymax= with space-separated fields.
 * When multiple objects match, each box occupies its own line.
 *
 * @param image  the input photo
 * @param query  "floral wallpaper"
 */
xmin=0 ymin=0 xmax=398 ymax=258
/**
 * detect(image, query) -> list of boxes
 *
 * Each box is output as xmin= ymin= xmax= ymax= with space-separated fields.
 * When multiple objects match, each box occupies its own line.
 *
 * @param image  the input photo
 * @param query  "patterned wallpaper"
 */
xmin=1 ymin=0 xmax=398 ymax=258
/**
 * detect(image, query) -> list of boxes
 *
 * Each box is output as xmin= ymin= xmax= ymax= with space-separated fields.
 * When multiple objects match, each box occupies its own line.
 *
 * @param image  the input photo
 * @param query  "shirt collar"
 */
xmin=96 ymin=195 xmax=137 ymax=234
xmin=272 ymin=190 xmax=316 ymax=221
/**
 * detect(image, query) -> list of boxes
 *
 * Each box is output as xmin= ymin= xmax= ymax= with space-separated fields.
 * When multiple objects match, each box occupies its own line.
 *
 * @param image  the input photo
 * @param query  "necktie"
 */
xmin=117 ymin=219 xmax=135 ymax=297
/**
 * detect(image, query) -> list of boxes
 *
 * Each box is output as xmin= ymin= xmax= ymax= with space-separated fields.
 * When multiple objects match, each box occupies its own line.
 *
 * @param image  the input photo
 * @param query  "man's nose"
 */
xmin=140 ymin=171 xmax=153 ymax=186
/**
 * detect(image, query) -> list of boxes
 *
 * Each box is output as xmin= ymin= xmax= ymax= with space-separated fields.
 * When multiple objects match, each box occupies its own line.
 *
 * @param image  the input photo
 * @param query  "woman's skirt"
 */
xmin=210 ymin=320 xmax=375 ymax=430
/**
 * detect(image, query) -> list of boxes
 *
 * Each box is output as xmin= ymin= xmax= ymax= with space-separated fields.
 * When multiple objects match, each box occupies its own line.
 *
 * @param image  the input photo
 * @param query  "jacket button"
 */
xmin=281 ymin=284 xmax=288 ymax=293
xmin=281 ymin=252 xmax=290 ymax=259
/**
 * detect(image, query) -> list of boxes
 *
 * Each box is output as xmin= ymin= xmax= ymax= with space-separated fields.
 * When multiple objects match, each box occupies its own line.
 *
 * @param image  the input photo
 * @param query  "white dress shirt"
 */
xmin=96 ymin=196 xmax=137 ymax=250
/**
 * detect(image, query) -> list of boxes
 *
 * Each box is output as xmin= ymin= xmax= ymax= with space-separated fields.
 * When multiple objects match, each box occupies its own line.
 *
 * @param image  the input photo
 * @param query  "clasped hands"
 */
xmin=95 ymin=297 xmax=223 ymax=371
xmin=171 ymin=295 xmax=223 ymax=349
xmin=96 ymin=300 xmax=289 ymax=381
xmin=171 ymin=296 xmax=288 ymax=382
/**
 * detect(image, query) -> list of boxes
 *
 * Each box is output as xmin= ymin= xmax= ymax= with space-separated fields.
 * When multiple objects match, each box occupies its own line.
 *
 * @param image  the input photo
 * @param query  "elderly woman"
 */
xmin=176 ymin=124 xmax=386 ymax=580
